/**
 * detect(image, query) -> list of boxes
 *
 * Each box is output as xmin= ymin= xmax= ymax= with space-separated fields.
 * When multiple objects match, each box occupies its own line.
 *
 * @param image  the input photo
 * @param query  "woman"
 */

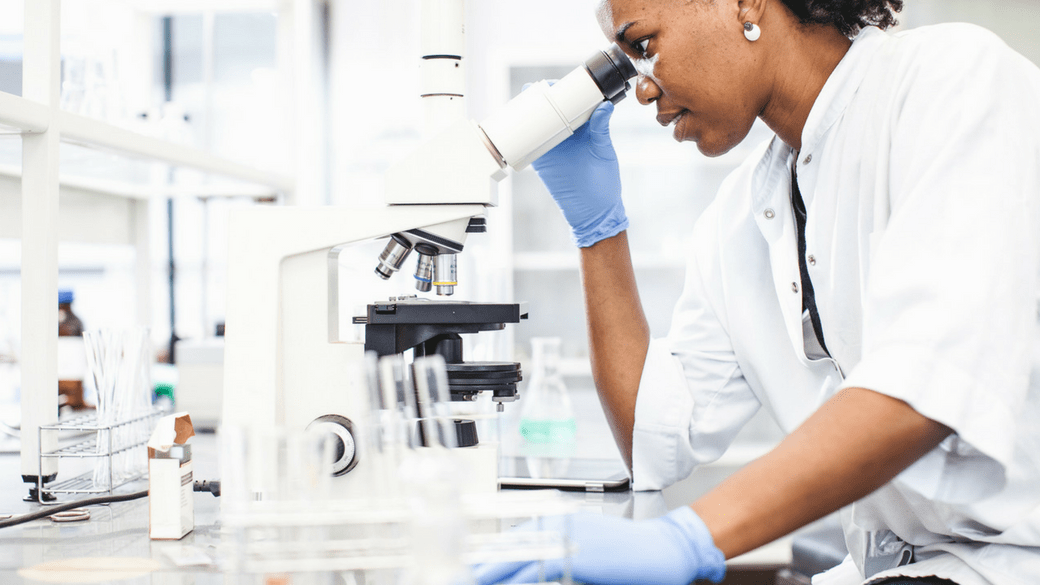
xmin=476 ymin=0 xmax=1040 ymax=584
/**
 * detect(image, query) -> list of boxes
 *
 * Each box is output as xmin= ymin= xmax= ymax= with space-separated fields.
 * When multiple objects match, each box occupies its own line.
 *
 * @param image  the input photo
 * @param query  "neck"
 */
xmin=759 ymin=21 xmax=852 ymax=151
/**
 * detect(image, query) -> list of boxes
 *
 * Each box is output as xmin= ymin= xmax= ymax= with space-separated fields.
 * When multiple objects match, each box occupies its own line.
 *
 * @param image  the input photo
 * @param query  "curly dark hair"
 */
xmin=780 ymin=0 xmax=904 ymax=37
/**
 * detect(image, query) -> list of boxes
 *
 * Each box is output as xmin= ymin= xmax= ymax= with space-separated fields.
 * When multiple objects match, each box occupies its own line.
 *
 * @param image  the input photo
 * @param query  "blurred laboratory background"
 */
xmin=0 ymin=0 xmax=1037 ymax=506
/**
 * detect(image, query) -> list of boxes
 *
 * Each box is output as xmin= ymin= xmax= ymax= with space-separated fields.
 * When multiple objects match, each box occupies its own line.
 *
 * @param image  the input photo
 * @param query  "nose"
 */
xmin=635 ymin=75 xmax=661 ymax=105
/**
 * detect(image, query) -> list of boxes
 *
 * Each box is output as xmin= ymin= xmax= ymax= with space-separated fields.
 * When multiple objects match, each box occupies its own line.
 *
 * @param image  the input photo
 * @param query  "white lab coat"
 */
xmin=631 ymin=24 xmax=1040 ymax=585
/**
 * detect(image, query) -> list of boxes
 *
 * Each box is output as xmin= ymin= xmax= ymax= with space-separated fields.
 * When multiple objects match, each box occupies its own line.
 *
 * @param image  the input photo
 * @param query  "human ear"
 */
xmin=737 ymin=0 xmax=767 ymax=28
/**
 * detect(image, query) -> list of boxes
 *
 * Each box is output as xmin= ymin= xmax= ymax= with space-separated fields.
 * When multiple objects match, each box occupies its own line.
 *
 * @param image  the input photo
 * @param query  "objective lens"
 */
xmin=433 ymin=254 xmax=457 ymax=296
xmin=375 ymin=234 xmax=413 ymax=280
xmin=414 ymin=244 xmax=437 ymax=293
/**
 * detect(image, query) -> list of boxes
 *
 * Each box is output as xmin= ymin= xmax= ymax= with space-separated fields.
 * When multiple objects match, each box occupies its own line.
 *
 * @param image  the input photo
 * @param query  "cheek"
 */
xmin=719 ymin=45 xmax=765 ymax=113
xmin=696 ymin=53 xmax=761 ymax=121
xmin=652 ymin=56 xmax=701 ymax=104
xmin=658 ymin=45 xmax=727 ymax=105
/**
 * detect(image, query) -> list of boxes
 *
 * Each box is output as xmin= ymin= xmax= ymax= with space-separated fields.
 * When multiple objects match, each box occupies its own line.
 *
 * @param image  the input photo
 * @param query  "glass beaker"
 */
xmin=518 ymin=337 xmax=576 ymax=445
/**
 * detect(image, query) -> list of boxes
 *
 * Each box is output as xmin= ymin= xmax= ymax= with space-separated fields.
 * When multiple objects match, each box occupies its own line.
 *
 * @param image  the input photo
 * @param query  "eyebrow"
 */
xmin=615 ymin=21 xmax=636 ymax=44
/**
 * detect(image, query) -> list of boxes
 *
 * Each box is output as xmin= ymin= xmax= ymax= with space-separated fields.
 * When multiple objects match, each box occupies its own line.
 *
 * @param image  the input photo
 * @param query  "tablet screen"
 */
xmin=498 ymin=456 xmax=631 ymax=491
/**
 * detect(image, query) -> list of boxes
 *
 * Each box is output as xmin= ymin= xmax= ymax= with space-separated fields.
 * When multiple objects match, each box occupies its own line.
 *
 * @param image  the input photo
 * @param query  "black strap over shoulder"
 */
xmin=792 ymin=169 xmax=830 ymax=357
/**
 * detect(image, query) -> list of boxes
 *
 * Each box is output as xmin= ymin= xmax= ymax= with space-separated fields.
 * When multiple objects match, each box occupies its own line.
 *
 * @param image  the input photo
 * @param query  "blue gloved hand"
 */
xmin=472 ymin=506 xmax=726 ymax=585
xmin=531 ymin=100 xmax=628 ymax=248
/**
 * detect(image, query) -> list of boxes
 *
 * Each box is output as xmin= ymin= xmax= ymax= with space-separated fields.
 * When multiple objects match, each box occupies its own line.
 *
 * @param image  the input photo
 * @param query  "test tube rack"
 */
xmin=36 ymin=405 xmax=169 ymax=500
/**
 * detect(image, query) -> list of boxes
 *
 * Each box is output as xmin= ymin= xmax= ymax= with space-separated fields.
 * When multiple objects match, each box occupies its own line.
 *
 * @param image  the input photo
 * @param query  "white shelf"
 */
xmin=0 ymin=91 xmax=292 ymax=198
xmin=0 ymin=162 xmax=278 ymax=201
xmin=57 ymin=109 xmax=293 ymax=195
xmin=0 ymin=91 xmax=49 ymax=134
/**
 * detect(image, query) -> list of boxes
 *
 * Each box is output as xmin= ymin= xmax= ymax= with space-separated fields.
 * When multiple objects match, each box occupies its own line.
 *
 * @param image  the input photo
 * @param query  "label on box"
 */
xmin=149 ymin=459 xmax=194 ymax=540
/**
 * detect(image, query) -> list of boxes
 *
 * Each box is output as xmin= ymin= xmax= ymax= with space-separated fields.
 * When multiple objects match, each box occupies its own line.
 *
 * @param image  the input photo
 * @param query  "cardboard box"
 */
xmin=148 ymin=413 xmax=195 ymax=540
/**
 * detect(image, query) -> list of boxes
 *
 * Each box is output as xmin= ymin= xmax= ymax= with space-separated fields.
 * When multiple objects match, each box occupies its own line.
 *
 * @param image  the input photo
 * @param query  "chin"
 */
xmin=693 ymin=139 xmax=737 ymax=158
xmin=691 ymin=128 xmax=746 ymax=158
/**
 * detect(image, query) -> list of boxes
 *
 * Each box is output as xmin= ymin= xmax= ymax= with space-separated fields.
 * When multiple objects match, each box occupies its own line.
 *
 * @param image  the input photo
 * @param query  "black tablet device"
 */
xmin=498 ymin=456 xmax=631 ymax=492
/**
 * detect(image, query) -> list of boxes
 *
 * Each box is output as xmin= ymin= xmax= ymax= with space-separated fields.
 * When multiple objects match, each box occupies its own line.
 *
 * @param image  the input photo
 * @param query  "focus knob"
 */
xmin=306 ymin=414 xmax=358 ymax=476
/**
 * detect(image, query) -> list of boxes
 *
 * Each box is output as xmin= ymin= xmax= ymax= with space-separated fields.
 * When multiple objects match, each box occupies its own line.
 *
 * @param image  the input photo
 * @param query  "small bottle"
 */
xmin=519 ymin=337 xmax=576 ymax=444
xmin=57 ymin=289 xmax=87 ymax=410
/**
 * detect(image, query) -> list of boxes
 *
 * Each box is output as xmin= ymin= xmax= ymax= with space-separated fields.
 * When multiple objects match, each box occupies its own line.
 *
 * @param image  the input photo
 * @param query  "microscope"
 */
xmin=221 ymin=0 xmax=636 ymax=496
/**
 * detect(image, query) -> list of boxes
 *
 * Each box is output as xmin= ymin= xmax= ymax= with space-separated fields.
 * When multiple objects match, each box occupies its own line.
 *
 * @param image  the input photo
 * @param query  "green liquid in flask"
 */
xmin=519 ymin=417 xmax=577 ymax=444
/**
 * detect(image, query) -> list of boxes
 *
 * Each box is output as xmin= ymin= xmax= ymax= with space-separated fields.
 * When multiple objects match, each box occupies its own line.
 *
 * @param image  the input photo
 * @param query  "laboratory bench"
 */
xmin=0 ymin=430 xmax=225 ymax=584
xmin=0 ymin=430 xmax=796 ymax=585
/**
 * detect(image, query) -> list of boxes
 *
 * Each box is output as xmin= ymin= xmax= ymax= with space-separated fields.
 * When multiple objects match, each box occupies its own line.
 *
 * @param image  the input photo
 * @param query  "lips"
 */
xmin=671 ymin=111 xmax=687 ymax=141
xmin=656 ymin=109 xmax=689 ymax=141
xmin=656 ymin=110 xmax=686 ymax=127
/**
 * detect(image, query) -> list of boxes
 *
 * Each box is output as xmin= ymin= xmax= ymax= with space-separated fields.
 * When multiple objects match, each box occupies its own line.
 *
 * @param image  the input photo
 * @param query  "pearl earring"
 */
xmin=743 ymin=22 xmax=761 ymax=42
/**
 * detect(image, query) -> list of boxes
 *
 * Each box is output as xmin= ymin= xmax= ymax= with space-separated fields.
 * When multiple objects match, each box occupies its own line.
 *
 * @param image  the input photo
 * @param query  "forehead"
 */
xmin=597 ymin=0 xmax=686 ymax=36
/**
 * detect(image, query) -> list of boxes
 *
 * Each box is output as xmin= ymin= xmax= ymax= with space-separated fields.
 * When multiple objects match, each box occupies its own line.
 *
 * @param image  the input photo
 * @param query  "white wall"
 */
xmin=901 ymin=0 xmax=1040 ymax=63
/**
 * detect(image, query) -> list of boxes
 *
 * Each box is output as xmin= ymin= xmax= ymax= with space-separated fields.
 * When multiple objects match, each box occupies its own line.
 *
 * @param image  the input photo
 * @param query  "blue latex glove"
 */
xmin=531 ymin=100 xmax=628 ymax=248
xmin=472 ymin=506 xmax=726 ymax=585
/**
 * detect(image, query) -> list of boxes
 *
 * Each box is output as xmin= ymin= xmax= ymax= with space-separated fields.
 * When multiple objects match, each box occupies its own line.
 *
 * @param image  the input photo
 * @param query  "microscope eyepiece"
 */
xmin=583 ymin=43 xmax=638 ymax=104
xmin=477 ymin=43 xmax=640 ymax=171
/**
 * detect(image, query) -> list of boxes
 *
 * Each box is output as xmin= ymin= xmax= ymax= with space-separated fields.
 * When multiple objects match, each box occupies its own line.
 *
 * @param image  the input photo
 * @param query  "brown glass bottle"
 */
xmin=57 ymin=290 xmax=86 ymax=410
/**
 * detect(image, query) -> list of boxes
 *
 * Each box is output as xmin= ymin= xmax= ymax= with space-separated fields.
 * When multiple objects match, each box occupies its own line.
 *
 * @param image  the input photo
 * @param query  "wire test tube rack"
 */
xmin=36 ymin=405 xmax=168 ymax=500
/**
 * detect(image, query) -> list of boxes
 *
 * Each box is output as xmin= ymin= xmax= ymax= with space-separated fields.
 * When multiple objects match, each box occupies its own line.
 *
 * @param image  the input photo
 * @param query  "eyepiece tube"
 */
xmin=477 ymin=43 xmax=637 ymax=171
xmin=375 ymin=234 xmax=413 ymax=280
xmin=584 ymin=44 xmax=638 ymax=104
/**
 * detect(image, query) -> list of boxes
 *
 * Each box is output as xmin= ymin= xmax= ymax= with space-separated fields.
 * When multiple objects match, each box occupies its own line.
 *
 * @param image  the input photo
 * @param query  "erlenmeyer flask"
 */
xmin=518 ymin=337 xmax=576 ymax=444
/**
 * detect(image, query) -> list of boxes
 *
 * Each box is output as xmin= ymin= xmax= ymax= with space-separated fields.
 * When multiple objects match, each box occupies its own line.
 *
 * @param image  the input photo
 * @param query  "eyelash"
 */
xmin=632 ymin=37 xmax=652 ymax=58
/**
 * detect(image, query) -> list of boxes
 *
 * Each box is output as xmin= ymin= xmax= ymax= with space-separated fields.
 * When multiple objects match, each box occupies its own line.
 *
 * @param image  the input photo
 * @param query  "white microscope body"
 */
xmin=221 ymin=0 xmax=635 ymax=497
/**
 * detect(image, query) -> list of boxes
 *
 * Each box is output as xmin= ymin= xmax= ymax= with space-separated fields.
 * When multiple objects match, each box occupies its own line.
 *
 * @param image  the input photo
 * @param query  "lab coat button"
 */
xmin=764 ymin=208 xmax=775 ymax=219
xmin=792 ymin=282 xmax=799 ymax=293
xmin=808 ymin=255 xmax=816 ymax=266
xmin=803 ymin=154 xmax=812 ymax=165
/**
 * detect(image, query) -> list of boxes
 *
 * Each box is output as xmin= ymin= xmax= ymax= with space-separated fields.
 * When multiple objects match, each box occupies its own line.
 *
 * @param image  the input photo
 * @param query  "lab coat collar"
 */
xmin=800 ymin=26 xmax=888 ymax=156
xmin=751 ymin=27 xmax=887 ymax=215
xmin=750 ymin=135 xmax=790 ymax=216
